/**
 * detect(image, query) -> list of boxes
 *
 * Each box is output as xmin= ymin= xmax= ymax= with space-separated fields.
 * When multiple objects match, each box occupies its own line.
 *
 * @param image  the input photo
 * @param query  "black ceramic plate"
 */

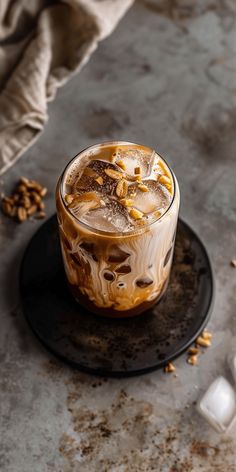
xmin=20 ymin=215 xmax=214 ymax=377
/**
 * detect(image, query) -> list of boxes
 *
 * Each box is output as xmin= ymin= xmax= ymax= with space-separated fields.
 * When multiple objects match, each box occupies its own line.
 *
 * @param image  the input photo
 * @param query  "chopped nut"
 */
xmin=196 ymin=336 xmax=211 ymax=348
xmin=83 ymin=167 xmax=98 ymax=178
xmin=129 ymin=208 xmax=143 ymax=220
xmin=164 ymin=362 xmax=175 ymax=373
xmin=187 ymin=355 xmax=198 ymax=366
xmin=64 ymin=194 xmax=74 ymax=205
xmin=2 ymin=201 xmax=13 ymax=216
xmin=17 ymin=184 xmax=27 ymax=194
xmin=34 ymin=211 xmax=46 ymax=219
xmin=27 ymin=204 xmax=38 ymax=216
xmin=120 ymin=198 xmax=134 ymax=207
xmin=95 ymin=176 xmax=103 ymax=186
xmin=21 ymin=196 xmax=31 ymax=209
xmin=25 ymin=180 xmax=41 ymax=191
xmin=158 ymin=175 xmax=171 ymax=186
xmin=104 ymin=168 xmax=123 ymax=180
xmin=3 ymin=196 xmax=14 ymax=205
xmin=70 ymin=192 xmax=99 ymax=202
xmin=136 ymin=218 xmax=146 ymax=226
xmin=126 ymin=174 xmax=142 ymax=182
xmin=39 ymin=187 xmax=47 ymax=197
xmin=20 ymin=177 xmax=30 ymax=186
xmin=11 ymin=206 xmax=17 ymax=217
xmin=154 ymin=210 xmax=161 ymax=219
xmin=134 ymin=166 xmax=141 ymax=175
xmin=116 ymin=179 xmax=128 ymax=198
xmin=17 ymin=206 xmax=27 ymax=222
xmin=134 ymin=175 xmax=142 ymax=182
xmin=68 ymin=192 xmax=101 ymax=214
xmin=31 ymin=191 xmax=41 ymax=204
xmin=116 ymin=160 xmax=126 ymax=171
xmin=231 ymin=260 xmax=236 ymax=268
xmin=202 ymin=331 xmax=212 ymax=341
xmin=188 ymin=347 xmax=199 ymax=356
xmin=38 ymin=201 xmax=45 ymax=211
xmin=13 ymin=194 xmax=20 ymax=203
xmin=138 ymin=184 xmax=149 ymax=192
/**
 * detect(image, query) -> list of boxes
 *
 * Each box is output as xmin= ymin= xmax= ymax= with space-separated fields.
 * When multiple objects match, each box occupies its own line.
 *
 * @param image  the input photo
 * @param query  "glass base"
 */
xmin=69 ymin=278 xmax=169 ymax=318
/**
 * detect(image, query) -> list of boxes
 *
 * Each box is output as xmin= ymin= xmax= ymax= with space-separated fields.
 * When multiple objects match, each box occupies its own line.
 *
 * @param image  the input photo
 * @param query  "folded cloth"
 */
xmin=0 ymin=0 xmax=133 ymax=175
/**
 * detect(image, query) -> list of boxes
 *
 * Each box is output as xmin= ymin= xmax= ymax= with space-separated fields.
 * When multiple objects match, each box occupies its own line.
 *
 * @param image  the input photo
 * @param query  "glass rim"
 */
xmin=59 ymin=140 xmax=178 ymax=237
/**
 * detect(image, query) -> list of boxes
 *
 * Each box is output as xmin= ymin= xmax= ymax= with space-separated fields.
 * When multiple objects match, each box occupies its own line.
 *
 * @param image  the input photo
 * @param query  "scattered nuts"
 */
xmin=38 ymin=201 xmax=45 ymax=211
xmin=1 ymin=177 xmax=47 ymax=223
xmin=129 ymin=208 xmax=143 ymax=220
xmin=17 ymin=206 xmax=27 ymax=222
xmin=2 ymin=201 xmax=13 ymax=216
xmin=187 ymin=355 xmax=198 ymax=366
xmin=11 ymin=206 xmax=17 ymax=217
xmin=188 ymin=347 xmax=199 ymax=356
xmin=35 ymin=211 xmax=46 ymax=219
xmin=3 ymin=196 xmax=14 ymax=205
xmin=27 ymin=204 xmax=38 ymax=216
xmin=104 ymin=168 xmax=123 ymax=180
xmin=116 ymin=179 xmax=128 ymax=198
xmin=26 ymin=180 xmax=42 ymax=192
xmin=202 ymin=331 xmax=212 ymax=341
xmin=39 ymin=187 xmax=47 ymax=197
xmin=21 ymin=196 xmax=31 ymax=209
xmin=20 ymin=177 xmax=30 ymax=186
xmin=17 ymin=184 xmax=27 ymax=194
xmin=196 ymin=336 xmax=211 ymax=348
xmin=164 ymin=363 xmax=175 ymax=373
xmin=31 ymin=191 xmax=41 ymax=204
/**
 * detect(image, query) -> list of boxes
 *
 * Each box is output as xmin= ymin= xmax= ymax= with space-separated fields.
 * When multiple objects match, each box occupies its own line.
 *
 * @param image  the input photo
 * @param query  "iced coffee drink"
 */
xmin=56 ymin=142 xmax=180 ymax=317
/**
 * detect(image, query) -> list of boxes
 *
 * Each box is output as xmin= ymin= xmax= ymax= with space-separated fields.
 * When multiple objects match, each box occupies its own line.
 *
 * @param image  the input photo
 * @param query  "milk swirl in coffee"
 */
xmin=56 ymin=142 xmax=180 ymax=317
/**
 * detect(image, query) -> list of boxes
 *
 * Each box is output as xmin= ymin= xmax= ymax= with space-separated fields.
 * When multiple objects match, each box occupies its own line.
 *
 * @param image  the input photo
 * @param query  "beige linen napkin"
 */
xmin=0 ymin=0 xmax=133 ymax=175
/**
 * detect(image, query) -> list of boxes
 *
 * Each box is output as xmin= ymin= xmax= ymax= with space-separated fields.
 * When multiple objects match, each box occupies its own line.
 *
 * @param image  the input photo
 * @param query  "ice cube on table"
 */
xmin=228 ymin=352 xmax=236 ymax=384
xmin=114 ymin=148 xmax=155 ymax=178
xmin=128 ymin=180 xmax=171 ymax=214
xmin=197 ymin=376 xmax=236 ymax=433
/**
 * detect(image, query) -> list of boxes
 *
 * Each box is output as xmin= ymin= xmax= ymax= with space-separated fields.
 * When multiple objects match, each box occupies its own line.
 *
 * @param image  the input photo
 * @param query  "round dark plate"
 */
xmin=20 ymin=215 xmax=214 ymax=377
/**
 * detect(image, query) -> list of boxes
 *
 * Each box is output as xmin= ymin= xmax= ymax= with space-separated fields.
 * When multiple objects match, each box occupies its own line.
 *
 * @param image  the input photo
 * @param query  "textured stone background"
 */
xmin=1 ymin=1 xmax=236 ymax=470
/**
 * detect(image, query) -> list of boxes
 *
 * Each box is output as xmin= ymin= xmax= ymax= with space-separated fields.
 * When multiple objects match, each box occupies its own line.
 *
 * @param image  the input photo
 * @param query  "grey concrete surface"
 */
xmin=1 ymin=1 xmax=236 ymax=470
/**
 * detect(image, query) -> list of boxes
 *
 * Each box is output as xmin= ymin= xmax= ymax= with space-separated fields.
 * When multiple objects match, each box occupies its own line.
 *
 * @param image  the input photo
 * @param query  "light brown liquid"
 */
xmin=56 ymin=142 xmax=180 ymax=317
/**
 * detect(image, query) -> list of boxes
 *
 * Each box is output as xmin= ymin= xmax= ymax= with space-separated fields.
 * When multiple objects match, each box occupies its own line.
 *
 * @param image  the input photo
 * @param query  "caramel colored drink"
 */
xmin=56 ymin=142 xmax=180 ymax=317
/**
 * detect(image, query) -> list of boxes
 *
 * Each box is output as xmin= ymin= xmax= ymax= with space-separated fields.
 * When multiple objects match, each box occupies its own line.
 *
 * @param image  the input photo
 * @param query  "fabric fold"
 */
xmin=0 ymin=0 xmax=133 ymax=175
